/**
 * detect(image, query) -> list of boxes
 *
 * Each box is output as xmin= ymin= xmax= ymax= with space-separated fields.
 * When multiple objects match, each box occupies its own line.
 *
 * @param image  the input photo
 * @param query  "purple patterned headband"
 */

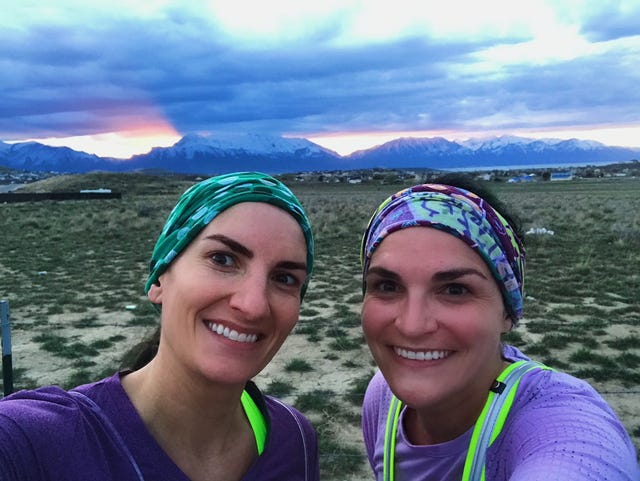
xmin=361 ymin=184 xmax=526 ymax=322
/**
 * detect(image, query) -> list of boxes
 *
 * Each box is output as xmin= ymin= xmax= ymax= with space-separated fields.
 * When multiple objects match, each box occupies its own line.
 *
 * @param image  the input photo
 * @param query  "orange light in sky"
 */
xmin=11 ymin=100 xmax=183 ymax=159
xmin=55 ymin=128 xmax=182 ymax=159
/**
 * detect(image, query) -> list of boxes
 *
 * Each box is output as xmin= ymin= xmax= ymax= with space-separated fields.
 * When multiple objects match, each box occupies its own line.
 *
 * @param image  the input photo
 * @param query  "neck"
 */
xmin=405 ymin=358 xmax=511 ymax=445
xmin=122 ymin=353 xmax=250 ymax=455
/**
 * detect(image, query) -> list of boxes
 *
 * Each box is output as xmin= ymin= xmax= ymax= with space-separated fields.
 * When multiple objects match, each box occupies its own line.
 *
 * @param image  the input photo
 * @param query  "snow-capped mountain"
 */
xmin=0 ymin=133 xmax=638 ymax=174
xmin=345 ymin=135 xmax=639 ymax=170
xmin=174 ymin=132 xmax=337 ymax=156
xmin=0 ymin=141 xmax=118 ymax=172
xmin=127 ymin=133 xmax=343 ymax=174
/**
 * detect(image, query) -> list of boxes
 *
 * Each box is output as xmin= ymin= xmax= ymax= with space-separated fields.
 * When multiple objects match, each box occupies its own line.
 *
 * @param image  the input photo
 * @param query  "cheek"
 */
xmin=276 ymin=298 xmax=302 ymax=332
xmin=360 ymin=299 xmax=388 ymax=336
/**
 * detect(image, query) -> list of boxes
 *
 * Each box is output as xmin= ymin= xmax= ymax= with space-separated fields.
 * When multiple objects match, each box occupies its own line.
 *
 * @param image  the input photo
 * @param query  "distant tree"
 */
xmin=542 ymin=171 xmax=551 ymax=181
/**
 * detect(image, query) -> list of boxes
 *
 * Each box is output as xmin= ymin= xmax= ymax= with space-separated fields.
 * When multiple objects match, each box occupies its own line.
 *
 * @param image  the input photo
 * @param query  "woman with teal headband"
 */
xmin=360 ymin=174 xmax=638 ymax=480
xmin=0 ymin=172 xmax=320 ymax=481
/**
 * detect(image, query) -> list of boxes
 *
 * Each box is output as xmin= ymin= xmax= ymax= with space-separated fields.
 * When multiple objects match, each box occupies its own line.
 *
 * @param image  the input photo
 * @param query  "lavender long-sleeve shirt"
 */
xmin=0 ymin=373 xmax=319 ymax=480
xmin=362 ymin=345 xmax=640 ymax=480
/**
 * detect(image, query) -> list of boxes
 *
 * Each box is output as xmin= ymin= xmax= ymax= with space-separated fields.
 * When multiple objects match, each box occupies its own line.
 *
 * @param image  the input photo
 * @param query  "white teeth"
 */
xmin=207 ymin=322 xmax=258 ymax=343
xmin=394 ymin=347 xmax=450 ymax=361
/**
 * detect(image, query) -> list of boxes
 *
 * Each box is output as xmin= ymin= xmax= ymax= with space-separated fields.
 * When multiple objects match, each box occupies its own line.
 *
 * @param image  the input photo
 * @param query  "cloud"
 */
xmin=580 ymin=3 xmax=640 ymax=41
xmin=1 ymin=0 xmax=639 ymax=149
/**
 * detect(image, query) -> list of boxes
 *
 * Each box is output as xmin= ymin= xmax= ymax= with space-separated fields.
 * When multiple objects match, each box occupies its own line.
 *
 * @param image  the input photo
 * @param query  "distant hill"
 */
xmin=13 ymin=171 xmax=197 ymax=195
xmin=0 ymin=140 xmax=116 ymax=172
xmin=345 ymin=136 xmax=640 ymax=170
xmin=1 ymin=133 xmax=638 ymax=175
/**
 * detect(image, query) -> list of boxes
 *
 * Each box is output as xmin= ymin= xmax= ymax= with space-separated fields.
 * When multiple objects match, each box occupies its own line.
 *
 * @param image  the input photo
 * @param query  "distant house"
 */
xmin=507 ymin=174 xmax=535 ymax=183
xmin=550 ymin=171 xmax=574 ymax=181
xmin=80 ymin=188 xmax=112 ymax=193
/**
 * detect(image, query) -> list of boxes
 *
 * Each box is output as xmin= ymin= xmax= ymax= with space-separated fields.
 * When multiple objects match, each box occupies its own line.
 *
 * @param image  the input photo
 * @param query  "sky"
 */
xmin=1 ymin=0 xmax=640 ymax=158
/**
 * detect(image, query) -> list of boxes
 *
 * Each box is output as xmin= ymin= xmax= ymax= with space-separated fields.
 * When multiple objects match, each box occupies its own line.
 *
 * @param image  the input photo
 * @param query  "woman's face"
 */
xmin=361 ymin=227 xmax=511 ymax=413
xmin=148 ymin=202 xmax=308 ymax=387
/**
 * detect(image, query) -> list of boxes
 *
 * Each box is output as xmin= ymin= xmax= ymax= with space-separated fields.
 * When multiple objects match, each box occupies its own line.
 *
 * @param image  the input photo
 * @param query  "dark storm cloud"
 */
xmin=0 ymin=6 xmax=639 ymax=141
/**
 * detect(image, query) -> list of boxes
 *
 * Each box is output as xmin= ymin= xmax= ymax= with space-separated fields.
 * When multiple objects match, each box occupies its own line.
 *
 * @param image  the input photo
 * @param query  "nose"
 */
xmin=228 ymin=272 xmax=271 ymax=321
xmin=395 ymin=293 xmax=438 ymax=336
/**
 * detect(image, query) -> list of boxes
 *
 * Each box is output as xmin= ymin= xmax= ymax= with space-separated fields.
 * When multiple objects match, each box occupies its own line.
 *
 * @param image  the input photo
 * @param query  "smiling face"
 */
xmin=361 ymin=226 xmax=511 ymax=422
xmin=148 ymin=202 xmax=308 ymax=388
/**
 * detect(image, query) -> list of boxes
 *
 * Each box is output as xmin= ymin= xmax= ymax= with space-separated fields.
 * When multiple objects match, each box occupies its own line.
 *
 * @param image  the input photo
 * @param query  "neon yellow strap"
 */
xmin=241 ymin=389 xmax=267 ymax=456
xmin=383 ymin=361 xmax=550 ymax=481
xmin=383 ymin=396 xmax=403 ymax=481
xmin=463 ymin=361 xmax=549 ymax=481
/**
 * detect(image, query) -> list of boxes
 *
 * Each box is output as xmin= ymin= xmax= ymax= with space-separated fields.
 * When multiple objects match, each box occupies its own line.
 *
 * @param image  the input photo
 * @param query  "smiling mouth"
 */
xmin=206 ymin=322 xmax=259 ymax=343
xmin=394 ymin=347 xmax=451 ymax=361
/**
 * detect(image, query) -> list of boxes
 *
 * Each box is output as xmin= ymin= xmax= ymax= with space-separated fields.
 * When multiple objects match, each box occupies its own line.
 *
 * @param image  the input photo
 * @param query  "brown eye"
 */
xmin=273 ymin=272 xmax=299 ymax=287
xmin=211 ymin=252 xmax=234 ymax=267
xmin=445 ymin=284 xmax=469 ymax=296
xmin=367 ymin=279 xmax=399 ymax=294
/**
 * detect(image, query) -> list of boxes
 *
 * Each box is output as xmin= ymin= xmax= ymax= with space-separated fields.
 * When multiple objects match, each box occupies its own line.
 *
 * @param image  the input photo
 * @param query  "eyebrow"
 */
xmin=205 ymin=234 xmax=253 ymax=258
xmin=365 ymin=266 xmax=401 ymax=281
xmin=366 ymin=266 xmax=488 ymax=282
xmin=204 ymin=234 xmax=307 ymax=272
xmin=433 ymin=268 xmax=488 ymax=282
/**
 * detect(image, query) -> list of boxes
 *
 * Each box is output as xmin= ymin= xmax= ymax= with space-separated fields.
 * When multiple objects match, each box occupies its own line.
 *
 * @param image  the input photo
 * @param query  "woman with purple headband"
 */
xmin=360 ymin=175 xmax=639 ymax=480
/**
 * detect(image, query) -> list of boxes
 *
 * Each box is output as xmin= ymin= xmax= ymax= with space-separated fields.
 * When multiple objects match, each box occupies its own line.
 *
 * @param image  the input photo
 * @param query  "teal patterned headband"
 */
xmin=361 ymin=184 xmax=525 ymax=322
xmin=146 ymin=172 xmax=314 ymax=298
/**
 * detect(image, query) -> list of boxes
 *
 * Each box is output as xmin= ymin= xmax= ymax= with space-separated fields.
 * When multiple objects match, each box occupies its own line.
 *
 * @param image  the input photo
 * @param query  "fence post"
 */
xmin=1 ymin=300 xmax=13 ymax=397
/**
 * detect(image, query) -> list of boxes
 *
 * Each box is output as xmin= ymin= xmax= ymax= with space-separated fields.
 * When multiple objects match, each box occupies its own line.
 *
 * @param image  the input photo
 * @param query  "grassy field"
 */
xmin=1 ymin=172 xmax=639 ymax=478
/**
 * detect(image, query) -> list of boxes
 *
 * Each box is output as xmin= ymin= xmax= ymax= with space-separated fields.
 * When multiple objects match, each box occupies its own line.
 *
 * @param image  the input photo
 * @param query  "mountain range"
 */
xmin=1 ymin=133 xmax=638 ymax=175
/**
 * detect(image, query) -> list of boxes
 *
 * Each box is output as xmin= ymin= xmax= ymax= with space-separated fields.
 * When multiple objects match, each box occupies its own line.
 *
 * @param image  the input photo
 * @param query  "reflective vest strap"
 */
xmin=463 ymin=360 xmax=548 ymax=481
xmin=241 ymin=389 xmax=267 ymax=456
xmin=383 ymin=360 xmax=550 ymax=481
xmin=383 ymin=395 xmax=403 ymax=481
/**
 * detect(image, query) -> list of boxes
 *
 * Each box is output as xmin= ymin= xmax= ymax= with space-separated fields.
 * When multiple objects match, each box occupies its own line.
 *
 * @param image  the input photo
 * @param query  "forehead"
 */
xmin=198 ymin=202 xmax=306 ymax=248
xmin=371 ymin=226 xmax=489 ymax=270
xmin=208 ymin=201 xmax=297 ymax=226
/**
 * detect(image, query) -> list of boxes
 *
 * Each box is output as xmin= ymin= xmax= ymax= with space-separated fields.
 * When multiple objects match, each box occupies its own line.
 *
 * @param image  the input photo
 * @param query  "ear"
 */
xmin=501 ymin=310 xmax=513 ymax=333
xmin=148 ymin=281 xmax=163 ymax=304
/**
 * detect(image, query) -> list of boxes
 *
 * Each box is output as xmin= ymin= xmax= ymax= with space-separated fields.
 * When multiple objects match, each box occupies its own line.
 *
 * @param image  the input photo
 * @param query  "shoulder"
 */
xmin=264 ymin=394 xmax=317 ymax=439
xmin=361 ymin=371 xmax=393 ymax=462
xmin=0 ymin=374 xmax=119 ymax=444
xmin=491 ymin=365 xmax=640 ymax=479
xmin=252 ymin=392 xmax=319 ymax=481
xmin=243 ymin=380 xmax=315 ymax=440
xmin=362 ymin=370 xmax=393 ymax=420
xmin=0 ymin=384 xmax=84 ymax=427
xmin=515 ymin=363 xmax=625 ymax=425
xmin=0 ymin=380 xmax=106 ymax=479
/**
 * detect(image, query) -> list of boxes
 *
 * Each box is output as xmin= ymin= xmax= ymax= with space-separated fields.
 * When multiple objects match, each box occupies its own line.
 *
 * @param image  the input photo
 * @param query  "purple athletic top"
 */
xmin=0 ymin=373 xmax=319 ymax=481
xmin=362 ymin=345 xmax=640 ymax=480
